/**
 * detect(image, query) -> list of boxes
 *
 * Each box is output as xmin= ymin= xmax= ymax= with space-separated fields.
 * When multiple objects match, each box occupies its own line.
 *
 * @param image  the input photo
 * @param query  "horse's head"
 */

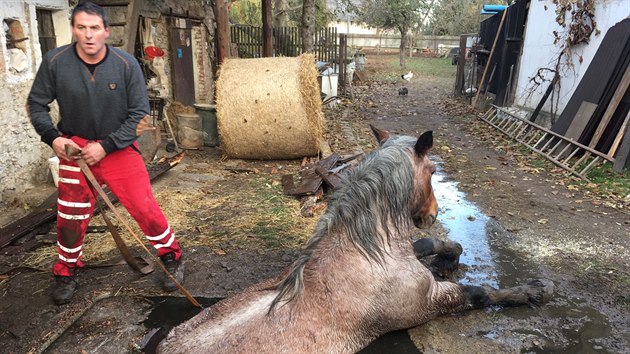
xmin=370 ymin=125 xmax=438 ymax=229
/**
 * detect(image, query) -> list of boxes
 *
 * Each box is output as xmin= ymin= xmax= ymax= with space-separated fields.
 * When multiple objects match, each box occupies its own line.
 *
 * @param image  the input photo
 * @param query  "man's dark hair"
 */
xmin=71 ymin=1 xmax=109 ymax=28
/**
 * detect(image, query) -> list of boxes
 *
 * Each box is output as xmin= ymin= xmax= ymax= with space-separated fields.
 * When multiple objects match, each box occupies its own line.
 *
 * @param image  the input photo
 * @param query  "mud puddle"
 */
xmin=141 ymin=296 xmax=222 ymax=353
xmin=430 ymin=167 xmax=615 ymax=354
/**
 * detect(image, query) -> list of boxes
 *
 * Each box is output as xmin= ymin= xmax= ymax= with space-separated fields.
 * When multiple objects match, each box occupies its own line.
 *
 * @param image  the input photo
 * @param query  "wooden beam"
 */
xmin=472 ymin=8 xmax=507 ymax=109
xmin=609 ymin=109 xmax=630 ymax=157
xmin=214 ymin=0 xmax=230 ymax=64
xmin=588 ymin=62 xmax=630 ymax=149
xmin=262 ymin=0 xmax=273 ymax=57
xmin=613 ymin=123 xmax=630 ymax=172
xmin=123 ymin=0 xmax=144 ymax=54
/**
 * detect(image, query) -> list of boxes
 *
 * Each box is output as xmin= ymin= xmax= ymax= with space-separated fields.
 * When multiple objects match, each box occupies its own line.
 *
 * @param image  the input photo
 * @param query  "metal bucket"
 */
xmin=176 ymin=113 xmax=202 ymax=149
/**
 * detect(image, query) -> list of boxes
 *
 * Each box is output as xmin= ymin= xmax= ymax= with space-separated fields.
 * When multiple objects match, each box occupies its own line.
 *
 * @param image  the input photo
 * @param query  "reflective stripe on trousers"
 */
xmin=53 ymin=136 xmax=181 ymax=276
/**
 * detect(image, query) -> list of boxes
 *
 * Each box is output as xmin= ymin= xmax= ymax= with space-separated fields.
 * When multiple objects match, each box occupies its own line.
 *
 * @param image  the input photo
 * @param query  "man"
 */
xmin=27 ymin=1 xmax=184 ymax=305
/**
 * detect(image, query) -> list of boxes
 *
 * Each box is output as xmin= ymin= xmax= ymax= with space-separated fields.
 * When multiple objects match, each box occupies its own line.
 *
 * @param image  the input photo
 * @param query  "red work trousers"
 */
xmin=53 ymin=136 xmax=181 ymax=277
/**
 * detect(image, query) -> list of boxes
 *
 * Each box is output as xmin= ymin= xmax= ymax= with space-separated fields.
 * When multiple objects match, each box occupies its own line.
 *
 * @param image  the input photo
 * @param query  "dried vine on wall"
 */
xmin=526 ymin=0 xmax=598 ymax=122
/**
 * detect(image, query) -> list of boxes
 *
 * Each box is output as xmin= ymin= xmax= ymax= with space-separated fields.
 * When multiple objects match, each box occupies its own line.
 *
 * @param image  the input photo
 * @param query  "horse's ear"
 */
xmin=414 ymin=131 xmax=433 ymax=156
xmin=370 ymin=125 xmax=390 ymax=146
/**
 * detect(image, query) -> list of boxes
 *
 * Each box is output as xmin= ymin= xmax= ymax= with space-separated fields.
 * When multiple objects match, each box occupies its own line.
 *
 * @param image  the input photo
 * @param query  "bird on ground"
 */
xmin=398 ymin=87 xmax=409 ymax=96
xmin=401 ymin=71 xmax=413 ymax=81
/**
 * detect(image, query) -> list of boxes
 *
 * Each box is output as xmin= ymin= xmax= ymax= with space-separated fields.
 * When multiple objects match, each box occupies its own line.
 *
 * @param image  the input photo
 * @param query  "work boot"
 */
xmin=160 ymin=253 xmax=184 ymax=292
xmin=52 ymin=273 xmax=79 ymax=305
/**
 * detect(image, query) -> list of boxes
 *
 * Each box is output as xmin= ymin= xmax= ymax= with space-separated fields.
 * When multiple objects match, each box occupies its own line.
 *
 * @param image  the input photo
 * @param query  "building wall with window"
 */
xmin=0 ymin=0 xmax=70 ymax=204
xmin=0 ymin=0 xmax=216 ymax=207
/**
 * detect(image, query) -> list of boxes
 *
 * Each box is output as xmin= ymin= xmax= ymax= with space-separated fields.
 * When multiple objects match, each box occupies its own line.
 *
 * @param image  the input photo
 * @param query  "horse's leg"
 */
xmin=429 ymin=279 xmax=554 ymax=316
xmin=413 ymin=238 xmax=463 ymax=277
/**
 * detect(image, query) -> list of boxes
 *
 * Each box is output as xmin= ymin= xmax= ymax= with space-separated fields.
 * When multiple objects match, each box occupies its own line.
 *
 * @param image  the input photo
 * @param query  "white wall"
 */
xmin=332 ymin=20 xmax=377 ymax=35
xmin=513 ymin=0 xmax=630 ymax=115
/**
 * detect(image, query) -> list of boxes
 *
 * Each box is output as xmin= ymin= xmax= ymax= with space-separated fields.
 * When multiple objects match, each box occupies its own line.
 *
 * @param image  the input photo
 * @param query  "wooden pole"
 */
xmin=214 ymin=0 xmax=230 ymax=64
xmin=589 ymin=63 xmax=630 ymax=149
xmin=262 ymin=0 xmax=273 ymax=57
xmin=608 ymin=109 xmax=630 ymax=157
xmin=472 ymin=8 xmax=507 ymax=109
xmin=123 ymin=0 xmax=144 ymax=55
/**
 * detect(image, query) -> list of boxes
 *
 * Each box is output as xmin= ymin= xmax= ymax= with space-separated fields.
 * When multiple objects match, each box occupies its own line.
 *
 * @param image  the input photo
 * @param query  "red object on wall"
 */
xmin=144 ymin=46 xmax=165 ymax=60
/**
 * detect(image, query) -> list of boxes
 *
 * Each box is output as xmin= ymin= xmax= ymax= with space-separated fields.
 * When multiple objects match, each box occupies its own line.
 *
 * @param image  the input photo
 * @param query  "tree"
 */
xmin=301 ymin=0 xmax=316 ymax=52
xmin=229 ymin=0 xmax=263 ymax=26
xmin=350 ymin=0 xmax=428 ymax=67
xmin=424 ymin=0 xmax=505 ymax=36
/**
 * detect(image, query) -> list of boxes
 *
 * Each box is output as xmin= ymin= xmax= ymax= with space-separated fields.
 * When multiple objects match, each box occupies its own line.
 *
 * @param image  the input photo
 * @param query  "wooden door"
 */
xmin=170 ymin=17 xmax=195 ymax=106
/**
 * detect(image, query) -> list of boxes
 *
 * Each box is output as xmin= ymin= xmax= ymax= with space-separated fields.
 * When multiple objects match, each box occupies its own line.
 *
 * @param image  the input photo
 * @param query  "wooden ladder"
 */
xmin=479 ymin=106 xmax=614 ymax=180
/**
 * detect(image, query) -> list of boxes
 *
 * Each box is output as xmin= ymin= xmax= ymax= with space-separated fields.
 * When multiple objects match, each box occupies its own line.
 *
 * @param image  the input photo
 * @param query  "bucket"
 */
xmin=194 ymin=103 xmax=219 ymax=147
xmin=48 ymin=156 xmax=59 ymax=187
xmin=176 ymin=112 xmax=202 ymax=149
xmin=321 ymin=74 xmax=338 ymax=98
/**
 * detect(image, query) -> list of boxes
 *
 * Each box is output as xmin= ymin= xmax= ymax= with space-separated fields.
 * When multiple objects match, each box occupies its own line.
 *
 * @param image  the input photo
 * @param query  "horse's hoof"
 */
xmin=527 ymin=279 xmax=554 ymax=305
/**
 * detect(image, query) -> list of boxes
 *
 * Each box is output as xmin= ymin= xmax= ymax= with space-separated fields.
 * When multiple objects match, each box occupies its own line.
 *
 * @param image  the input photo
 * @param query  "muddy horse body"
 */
xmin=157 ymin=127 xmax=552 ymax=353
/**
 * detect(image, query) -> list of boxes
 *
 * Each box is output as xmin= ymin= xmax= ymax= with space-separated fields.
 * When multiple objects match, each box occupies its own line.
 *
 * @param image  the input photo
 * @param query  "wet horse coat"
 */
xmin=157 ymin=127 xmax=552 ymax=353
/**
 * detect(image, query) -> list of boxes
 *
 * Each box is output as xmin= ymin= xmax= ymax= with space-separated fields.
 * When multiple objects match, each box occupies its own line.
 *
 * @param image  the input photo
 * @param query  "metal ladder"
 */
xmin=479 ymin=106 xmax=614 ymax=180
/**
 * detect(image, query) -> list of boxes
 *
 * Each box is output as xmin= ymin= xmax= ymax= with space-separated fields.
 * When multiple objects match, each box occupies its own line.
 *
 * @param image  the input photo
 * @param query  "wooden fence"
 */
xmin=230 ymin=25 xmax=338 ymax=64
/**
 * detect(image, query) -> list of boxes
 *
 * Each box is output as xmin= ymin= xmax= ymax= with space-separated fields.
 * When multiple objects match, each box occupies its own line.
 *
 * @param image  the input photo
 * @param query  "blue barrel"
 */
xmin=483 ymin=4 xmax=507 ymax=11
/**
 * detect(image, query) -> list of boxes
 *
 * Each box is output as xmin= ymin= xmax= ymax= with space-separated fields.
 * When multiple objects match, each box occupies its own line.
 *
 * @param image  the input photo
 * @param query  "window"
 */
xmin=36 ymin=9 xmax=56 ymax=56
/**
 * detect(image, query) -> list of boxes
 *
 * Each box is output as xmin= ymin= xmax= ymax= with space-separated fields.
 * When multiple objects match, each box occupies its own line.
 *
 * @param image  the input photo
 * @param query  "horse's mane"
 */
xmin=269 ymin=136 xmax=419 ymax=313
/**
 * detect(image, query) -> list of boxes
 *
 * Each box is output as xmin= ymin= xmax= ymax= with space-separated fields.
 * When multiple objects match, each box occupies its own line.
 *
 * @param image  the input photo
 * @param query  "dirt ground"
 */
xmin=0 ymin=54 xmax=629 ymax=354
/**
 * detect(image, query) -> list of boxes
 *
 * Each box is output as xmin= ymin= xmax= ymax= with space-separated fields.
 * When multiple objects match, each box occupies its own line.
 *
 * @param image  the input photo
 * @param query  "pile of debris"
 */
xmin=281 ymin=152 xmax=363 ymax=217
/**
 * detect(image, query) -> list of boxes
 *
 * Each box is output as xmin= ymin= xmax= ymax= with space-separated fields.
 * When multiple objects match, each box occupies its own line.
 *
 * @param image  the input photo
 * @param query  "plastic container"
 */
xmin=48 ymin=156 xmax=59 ymax=187
xmin=321 ymin=74 xmax=338 ymax=98
xmin=194 ymin=103 xmax=219 ymax=147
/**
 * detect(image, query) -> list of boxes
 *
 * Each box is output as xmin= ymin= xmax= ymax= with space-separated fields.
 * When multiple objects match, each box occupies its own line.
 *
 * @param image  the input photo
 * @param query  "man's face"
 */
xmin=72 ymin=11 xmax=110 ymax=62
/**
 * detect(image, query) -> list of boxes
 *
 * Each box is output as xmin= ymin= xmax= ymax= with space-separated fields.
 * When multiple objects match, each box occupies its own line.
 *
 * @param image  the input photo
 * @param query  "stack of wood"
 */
xmin=281 ymin=152 xmax=362 ymax=217
xmin=549 ymin=18 xmax=630 ymax=172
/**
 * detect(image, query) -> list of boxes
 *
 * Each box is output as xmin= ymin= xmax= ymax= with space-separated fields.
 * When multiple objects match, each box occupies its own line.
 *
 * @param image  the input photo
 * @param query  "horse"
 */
xmin=157 ymin=126 xmax=553 ymax=353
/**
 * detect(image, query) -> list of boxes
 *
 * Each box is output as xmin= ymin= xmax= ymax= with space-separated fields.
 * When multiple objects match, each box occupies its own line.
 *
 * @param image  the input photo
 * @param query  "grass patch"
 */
xmin=366 ymin=55 xmax=456 ymax=82
xmin=582 ymin=162 xmax=630 ymax=196
xmin=246 ymin=177 xmax=314 ymax=249
xmin=390 ymin=57 xmax=456 ymax=79
xmin=617 ymin=295 xmax=630 ymax=310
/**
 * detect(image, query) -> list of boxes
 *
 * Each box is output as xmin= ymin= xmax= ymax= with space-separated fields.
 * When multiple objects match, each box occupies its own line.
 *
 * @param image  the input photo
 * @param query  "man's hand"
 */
xmin=52 ymin=137 xmax=81 ymax=161
xmin=81 ymin=142 xmax=107 ymax=166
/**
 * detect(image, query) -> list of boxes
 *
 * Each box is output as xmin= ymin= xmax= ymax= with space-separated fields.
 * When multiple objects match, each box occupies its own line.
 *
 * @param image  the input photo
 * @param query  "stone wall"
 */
xmin=0 ymin=0 xmax=70 ymax=205
xmin=0 ymin=0 xmax=216 ymax=206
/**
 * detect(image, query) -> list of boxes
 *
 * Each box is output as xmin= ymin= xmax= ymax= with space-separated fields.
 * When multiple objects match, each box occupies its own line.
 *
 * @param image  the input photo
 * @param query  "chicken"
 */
xmin=401 ymin=71 xmax=413 ymax=81
xmin=398 ymin=87 xmax=408 ymax=96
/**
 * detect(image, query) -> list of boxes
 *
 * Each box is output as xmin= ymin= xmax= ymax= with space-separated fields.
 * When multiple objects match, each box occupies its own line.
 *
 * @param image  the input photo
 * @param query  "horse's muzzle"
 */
xmin=414 ymin=214 xmax=437 ymax=229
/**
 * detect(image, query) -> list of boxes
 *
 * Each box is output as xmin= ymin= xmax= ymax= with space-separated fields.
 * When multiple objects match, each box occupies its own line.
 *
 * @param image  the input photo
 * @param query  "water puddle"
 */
xmin=429 ymin=169 xmax=615 ymax=354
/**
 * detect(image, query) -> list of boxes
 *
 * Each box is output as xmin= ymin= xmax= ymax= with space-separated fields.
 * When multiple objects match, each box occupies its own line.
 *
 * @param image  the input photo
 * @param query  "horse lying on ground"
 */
xmin=157 ymin=126 xmax=553 ymax=353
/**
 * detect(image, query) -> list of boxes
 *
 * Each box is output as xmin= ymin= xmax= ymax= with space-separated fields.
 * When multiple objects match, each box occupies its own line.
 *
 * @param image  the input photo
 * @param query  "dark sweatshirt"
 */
xmin=27 ymin=43 xmax=149 ymax=154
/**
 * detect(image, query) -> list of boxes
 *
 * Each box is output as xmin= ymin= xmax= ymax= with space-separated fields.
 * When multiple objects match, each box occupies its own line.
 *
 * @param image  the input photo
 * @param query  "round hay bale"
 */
xmin=216 ymin=53 xmax=324 ymax=159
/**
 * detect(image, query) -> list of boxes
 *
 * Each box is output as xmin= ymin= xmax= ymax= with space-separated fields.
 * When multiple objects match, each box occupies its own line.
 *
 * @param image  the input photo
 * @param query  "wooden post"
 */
xmin=124 ymin=0 xmax=144 ymax=55
xmin=472 ymin=8 xmax=507 ymax=109
xmin=589 ymin=63 xmax=630 ymax=149
xmin=608 ymin=109 xmax=630 ymax=157
xmin=262 ymin=0 xmax=273 ymax=57
xmin=214 ymin=0 xmax=230 ymax=64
